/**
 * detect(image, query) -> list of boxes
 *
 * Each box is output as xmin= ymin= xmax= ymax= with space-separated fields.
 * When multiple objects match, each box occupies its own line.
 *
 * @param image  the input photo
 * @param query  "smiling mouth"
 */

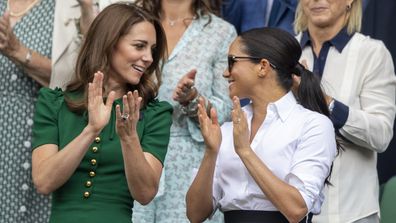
xmin=132 ymin=65 xmax=145 ymax=73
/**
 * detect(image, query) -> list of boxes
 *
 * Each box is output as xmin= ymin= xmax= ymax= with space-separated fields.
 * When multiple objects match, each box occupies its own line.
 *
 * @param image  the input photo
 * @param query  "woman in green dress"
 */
xmin=31 ymin=3 xmax=173 ymax=223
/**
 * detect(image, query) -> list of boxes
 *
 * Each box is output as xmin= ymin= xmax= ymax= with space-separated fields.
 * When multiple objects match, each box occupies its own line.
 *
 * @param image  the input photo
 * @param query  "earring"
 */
xmin=346 ymin=4 xmax=351 ymax=11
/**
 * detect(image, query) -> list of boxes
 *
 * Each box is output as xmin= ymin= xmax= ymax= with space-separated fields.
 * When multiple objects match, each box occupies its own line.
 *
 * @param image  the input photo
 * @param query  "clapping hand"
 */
xmin=0 ymin=12 xmax=21 ymax=56
xmin=231 ymin=96 xmax=250 ymax=155
xmin=173 ymin=69 xmax=198 ymax=106
xmin=116 ymin=90 xmax=142 ymax=138
xmin=87 ymin=71 xmax=116 ymax=133
xmin=197 ymin=97 xmax=221 ymax=153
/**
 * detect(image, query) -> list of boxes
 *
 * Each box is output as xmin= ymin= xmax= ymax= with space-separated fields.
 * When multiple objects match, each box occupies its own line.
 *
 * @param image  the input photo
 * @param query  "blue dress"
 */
xmin=0 ymin=0 xmax=55 ymax=222
xmin=132 ymin=14 xmax=236 ymax=223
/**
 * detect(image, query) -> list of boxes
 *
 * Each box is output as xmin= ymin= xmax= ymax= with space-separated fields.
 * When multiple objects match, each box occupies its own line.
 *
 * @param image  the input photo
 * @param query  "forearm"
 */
xmin=238 ymin=149 xmax=308 ymax=223
xmin=186 ymin=149 xmax=217 ymax=223
xmin=8 ymin=45 xmax=51 ymax=86
xmin=32 ymin=126 xmax=99 ymax=194
xmin=120 ymin=134 xmax=161 ymax=204
xmin=79 ymin=3 xmax=96 ymax=35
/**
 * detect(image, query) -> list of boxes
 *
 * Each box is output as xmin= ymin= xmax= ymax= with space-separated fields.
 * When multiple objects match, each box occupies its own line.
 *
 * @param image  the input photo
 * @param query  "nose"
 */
xmin=223 ymin=68 xmax=230 ymax=79
xmin=142 ymin=49 xmax=153 ymax=64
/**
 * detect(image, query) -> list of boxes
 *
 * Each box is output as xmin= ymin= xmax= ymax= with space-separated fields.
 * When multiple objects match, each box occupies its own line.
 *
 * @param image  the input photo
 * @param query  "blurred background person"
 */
xmin=51 ymin=0 xmax=131 ymax=89
xmin=294 ymin=0 xmax=396 ymax=222
xmin=0 ymin=0 xmax=54 ymax=222
xmin=133 ymin=0 xmax=236 ymax=222
xmin=362 ymin=0 xmax=396 ymax=187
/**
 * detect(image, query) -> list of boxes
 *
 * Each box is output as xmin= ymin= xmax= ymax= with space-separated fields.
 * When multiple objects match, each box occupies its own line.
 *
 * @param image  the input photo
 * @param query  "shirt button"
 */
xmin=21 ymin=183 xmax=29 ymax=190
xmin=89 ymin=171 xmax=96 ymax=177
xmin=26 ymin=118 xmax=33 ymax=126
xmin=83 ymin=191 xmax=90 ymax=198
xmin=23 ymin=141 xmax=31 ymax=148
xmin=22 ymin=162 xmax=30 ymax=170
xmin=90 ymin=159 xmax=97 ymax=166
xmin=92 ymin=147 xmax=98 ymax=153
xmin=19 ymin=205 xmax=27 ymax=212
xmin=95 ymin=137 xmax=101 ymax=143
xmin=85 ymin=181 xmax=92 ymax=187
xmin=11 ymin=74 xmax=17 ymax=81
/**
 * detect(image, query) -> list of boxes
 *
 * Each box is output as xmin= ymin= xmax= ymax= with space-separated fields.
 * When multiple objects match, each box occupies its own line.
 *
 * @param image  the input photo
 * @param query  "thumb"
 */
xmin=186 ymin=69 xmax=197 ymax=80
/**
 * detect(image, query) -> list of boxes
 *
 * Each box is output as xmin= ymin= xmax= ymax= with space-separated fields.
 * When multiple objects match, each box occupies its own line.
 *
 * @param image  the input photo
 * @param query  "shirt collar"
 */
xmin=300 ymin=28 xmax=353 ymax=53
xmin=244 ymin=91 xmax=297 ymax=123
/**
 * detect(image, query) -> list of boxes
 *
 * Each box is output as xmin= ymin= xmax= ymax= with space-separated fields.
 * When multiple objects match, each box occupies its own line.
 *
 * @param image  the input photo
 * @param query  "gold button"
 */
xmin=83 ymin=191 xmax=90 ymax=198
xmin=95 ymin=137 xmax=101 ymax=143
xmin=85 ymin=181 xmax=92 ymax=187
xmin=92 ymin=147 xmax=98 ymax=153
xmin=89 ymin=171 xmax=96 ymax=177
xmin=91 ymin=159 xmax=97 ymax=166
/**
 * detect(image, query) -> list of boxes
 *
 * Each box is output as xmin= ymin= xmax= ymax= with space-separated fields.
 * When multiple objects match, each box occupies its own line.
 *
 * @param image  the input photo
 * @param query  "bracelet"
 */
xmin=180 ymin=93 xmax=201 ymax=117
xmin=24 ymin=49 xmax=33 ymax=65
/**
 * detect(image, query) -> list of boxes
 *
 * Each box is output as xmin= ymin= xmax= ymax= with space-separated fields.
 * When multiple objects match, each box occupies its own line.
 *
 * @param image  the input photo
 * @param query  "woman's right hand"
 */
xmin=0 ymin=12 xmax=21 ymax=57
xmin=197 ymin=97 xmax=221 ymax=153
xmin=87 ymin=71 xmax=115 ymax=133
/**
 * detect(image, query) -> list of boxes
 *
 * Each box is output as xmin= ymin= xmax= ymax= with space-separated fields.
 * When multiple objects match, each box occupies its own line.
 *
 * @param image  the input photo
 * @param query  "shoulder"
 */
xmin=296 ymin=106 xmax=334 ymax=135
xmin=143 ymin=99 xmax=173 ymax=117
xmin=352 ymin=33 xmax=390 ymax=54
xmin=199 ymin=13 xmax=236 ymax=36
xmin=37 ymin=87 xmax=65 ymax=105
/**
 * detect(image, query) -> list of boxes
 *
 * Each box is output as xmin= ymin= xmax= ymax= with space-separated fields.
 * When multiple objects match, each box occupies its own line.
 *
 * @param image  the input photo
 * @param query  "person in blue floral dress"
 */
xmin=132 ymin=0 xmax=236 ymax=222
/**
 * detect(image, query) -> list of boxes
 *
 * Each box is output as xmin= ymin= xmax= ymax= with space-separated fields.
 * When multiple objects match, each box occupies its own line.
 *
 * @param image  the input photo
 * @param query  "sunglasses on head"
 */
xmin=227 ymin=55 xmax=277 ymax=73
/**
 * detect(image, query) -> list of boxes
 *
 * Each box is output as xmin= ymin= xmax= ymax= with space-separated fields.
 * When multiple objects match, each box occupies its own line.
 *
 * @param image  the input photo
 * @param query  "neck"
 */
xmin=307 ymin=17 xmax=347 ymax=54
xmin=105 ymin=78 xmax=127 ymax=99
xmin=161 ymin=0 xmax=194 ymax=20
xmin=7 ymin=0 xmax=40 ymax=18
xmin=249 ymin=84 xmax=287 ymax=117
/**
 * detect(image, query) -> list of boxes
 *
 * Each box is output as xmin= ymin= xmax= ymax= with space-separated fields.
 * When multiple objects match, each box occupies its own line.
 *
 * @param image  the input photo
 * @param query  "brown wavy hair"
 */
xmin=134 ymin=0 xmax=218 ymax=25
xmin=65 ymin=2 xmax=167 ymax=112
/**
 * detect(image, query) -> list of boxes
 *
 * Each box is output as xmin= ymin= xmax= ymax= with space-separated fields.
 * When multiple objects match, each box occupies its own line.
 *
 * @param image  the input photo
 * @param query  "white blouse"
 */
xmin=212 ymin=92 xmax=337 ymax=215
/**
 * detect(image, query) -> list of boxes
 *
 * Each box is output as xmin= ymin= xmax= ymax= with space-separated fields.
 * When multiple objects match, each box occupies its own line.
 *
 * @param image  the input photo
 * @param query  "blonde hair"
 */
xmin=294 ymin=0 xmax=362 ymax=35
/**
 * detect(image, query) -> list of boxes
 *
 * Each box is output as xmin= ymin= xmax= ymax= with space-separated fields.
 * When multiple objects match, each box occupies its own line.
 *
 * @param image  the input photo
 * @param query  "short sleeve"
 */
xmin=140 ymin=100 xmax=173 ymax=165
xmin=32 ymin=87 xmax=64 ymax=150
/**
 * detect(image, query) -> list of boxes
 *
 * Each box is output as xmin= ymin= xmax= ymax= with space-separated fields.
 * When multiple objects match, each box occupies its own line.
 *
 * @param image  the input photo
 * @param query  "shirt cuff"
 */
xmin=330 ymin=100 xmax=349 ymax=130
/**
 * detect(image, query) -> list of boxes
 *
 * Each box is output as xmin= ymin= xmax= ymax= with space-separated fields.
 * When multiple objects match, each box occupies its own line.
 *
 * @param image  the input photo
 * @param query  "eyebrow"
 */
xmin=132 ymin=40 xmax=148 ymax=44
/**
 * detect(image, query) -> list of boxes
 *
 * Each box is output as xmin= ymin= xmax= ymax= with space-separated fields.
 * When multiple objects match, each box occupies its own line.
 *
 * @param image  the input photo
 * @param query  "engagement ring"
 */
xmin=121 ymin=113 xmax=129 ymax=121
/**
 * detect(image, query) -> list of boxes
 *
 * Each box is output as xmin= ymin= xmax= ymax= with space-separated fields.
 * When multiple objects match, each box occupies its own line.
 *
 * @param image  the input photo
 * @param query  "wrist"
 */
xmin=84 ymin=124 xmax=101 ymax=137
xmin=328 ymin=99 xmax=335 ymax=113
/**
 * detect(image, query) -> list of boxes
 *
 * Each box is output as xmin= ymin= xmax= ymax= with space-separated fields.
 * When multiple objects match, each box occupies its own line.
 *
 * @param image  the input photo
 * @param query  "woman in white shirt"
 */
xmin=186 ymin=27 xmax=337 ymax=223
xmin=295 ymin=0 xmax=396 ymax=222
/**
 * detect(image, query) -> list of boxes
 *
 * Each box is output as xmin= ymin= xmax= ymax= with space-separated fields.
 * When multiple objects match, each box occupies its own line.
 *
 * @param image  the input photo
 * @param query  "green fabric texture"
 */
xmin=32 ymin=88 xmax=173 ymax=223
xmin=380 ymin=176 xmax=396 ymax=223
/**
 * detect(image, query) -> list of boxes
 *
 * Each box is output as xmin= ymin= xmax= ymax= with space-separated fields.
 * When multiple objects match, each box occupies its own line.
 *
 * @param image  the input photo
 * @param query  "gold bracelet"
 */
xmin=24 ymin=49 xmax=33 ymax=65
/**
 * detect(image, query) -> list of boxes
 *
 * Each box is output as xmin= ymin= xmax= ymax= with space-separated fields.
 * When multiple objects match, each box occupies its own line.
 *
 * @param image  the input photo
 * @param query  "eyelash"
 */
xmin=134 ymin=44 xmax=145 ymax=50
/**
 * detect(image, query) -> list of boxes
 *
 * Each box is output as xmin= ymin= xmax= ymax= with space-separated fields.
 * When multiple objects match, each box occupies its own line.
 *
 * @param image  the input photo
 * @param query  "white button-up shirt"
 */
xmin=213 ymin=92 xmax=337 ymax=214
xmin=298 ymin=33 xmax=396 ymax=223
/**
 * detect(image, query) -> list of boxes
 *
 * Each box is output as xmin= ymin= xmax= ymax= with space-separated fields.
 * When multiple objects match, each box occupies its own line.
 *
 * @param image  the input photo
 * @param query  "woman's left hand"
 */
xmin=231 ymin=96 xmax=250 ymax=155
xmin=0 ymin=12 xmax=21 ymax=56
xmin=116 ymin=90 xmax=142 ymax=139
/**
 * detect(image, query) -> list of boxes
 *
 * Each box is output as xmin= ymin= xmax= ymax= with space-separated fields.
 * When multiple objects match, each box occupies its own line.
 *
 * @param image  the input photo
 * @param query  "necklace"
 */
xmin=166 ymin=16 xmax=196 ymax=27
xmin=7 ymin=0 xmax=40 ymax=17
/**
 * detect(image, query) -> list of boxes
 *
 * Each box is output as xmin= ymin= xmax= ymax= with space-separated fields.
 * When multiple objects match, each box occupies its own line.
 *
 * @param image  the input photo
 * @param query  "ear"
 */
xmin=257 ymin=59 xmax=271 ymax=78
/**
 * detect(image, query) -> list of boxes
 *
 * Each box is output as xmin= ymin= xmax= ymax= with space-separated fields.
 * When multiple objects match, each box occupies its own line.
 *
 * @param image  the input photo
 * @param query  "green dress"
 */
xmin=32 ymin=88 xmax=173 ymax=223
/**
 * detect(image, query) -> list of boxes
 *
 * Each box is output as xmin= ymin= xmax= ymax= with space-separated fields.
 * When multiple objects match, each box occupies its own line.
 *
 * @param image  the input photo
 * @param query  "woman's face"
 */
xmin=224 ymin=38 xmax=258 ymax=99
xmin=301 ymin=0 xmax=353 ymax=30
xmin=109 ymin=21 xmax=156 ymax=87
